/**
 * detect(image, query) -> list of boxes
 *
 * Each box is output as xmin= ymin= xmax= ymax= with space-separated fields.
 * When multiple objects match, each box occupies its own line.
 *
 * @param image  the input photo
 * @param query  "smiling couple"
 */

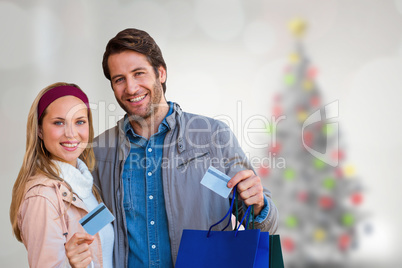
xmin=10 ymin=28 xmax=278 ymax=268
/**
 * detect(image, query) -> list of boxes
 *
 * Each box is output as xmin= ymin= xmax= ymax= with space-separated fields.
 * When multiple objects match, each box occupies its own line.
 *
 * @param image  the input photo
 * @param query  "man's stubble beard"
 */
xmin=121 ymin=80 xmax=164 ymax=128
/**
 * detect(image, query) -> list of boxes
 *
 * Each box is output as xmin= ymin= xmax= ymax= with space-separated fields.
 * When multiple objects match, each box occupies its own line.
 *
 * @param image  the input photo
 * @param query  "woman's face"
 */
xmin=39 ymin=95 xmax=89 ymax=167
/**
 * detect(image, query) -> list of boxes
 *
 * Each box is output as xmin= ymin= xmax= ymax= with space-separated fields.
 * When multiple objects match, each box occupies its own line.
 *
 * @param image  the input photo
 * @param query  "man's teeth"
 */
xmin=129 ymin=95 xmax=146 ymax=102
xmin=61 ymin=143 xmax=78 ymax=148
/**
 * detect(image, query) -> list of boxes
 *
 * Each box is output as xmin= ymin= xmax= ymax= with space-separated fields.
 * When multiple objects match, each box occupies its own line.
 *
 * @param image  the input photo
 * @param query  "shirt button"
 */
xmin=148 ymin=148 xmax=152 ymax=152
xmin=150 ymin=221 xmax=155 ymax=225
xmin=72 ymin=197 xmax=76 ymax=201
xmin=148 ymin=172 xmax=152 ymax=176
xmin=149 ymin=195 xmax=154 ymax=200
xmin=151 ymin=245 xmax=156 ymax=249
xmin=62 ymin=192 xmax=67 ymax=197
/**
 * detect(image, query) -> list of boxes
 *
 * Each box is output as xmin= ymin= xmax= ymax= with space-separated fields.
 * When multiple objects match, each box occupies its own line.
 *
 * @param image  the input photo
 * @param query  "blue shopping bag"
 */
xmin=175 ymin=186 xmax=270 ymax=268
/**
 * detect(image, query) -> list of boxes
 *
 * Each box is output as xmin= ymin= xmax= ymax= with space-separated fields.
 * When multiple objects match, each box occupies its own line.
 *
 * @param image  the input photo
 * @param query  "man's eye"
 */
xmin=135 ymin=72 xmax=145 ymax=76
xmin=115 ymin=77 xmax=124 ymax=83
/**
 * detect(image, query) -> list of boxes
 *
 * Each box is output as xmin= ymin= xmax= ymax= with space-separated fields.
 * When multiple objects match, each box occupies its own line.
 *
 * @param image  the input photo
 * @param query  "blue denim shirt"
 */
xmin=123 ymin=104 xmax=174 ymax=267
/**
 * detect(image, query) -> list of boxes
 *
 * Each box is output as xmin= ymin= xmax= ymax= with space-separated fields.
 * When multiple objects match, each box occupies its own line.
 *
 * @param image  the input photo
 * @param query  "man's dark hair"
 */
xmin=102 ymin=28 xmax=167 ymax=93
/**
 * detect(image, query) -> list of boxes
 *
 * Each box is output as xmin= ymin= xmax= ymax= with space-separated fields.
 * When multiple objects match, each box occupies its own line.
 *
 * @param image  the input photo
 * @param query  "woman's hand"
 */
xmin=65 ymin=232 xmax=95 ymax=268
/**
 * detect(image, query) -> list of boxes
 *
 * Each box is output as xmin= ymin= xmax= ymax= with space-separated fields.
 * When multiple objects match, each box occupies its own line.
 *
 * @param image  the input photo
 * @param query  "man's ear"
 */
xmin=158 ymin=66 xmax=167 ymax=84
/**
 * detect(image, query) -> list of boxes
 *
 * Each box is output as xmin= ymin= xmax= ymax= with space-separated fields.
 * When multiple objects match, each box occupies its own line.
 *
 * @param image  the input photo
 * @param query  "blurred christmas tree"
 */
xmin=259 ymin=19 xmax=365 ymax=267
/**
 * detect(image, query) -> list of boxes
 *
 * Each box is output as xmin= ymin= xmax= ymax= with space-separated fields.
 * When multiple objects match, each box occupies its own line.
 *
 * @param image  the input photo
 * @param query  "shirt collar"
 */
xmin=124 ymin=101 xmax=174 ymax=140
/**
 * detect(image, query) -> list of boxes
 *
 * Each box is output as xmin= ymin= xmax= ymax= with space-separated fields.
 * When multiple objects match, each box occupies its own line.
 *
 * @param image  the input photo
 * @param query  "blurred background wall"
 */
xmin=1 ymin=0 xmax=401 ymax=266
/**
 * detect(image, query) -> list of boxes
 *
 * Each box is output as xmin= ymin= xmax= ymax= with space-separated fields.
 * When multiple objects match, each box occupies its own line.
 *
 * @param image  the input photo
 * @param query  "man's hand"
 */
xmin=65 ymin=232 xmax=95 ymax=268
xmin=227 ymin=170 xmax=265 ymax=216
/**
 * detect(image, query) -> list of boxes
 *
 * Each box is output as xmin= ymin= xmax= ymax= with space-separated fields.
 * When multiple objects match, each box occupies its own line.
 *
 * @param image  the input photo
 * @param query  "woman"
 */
xmin=10 ymin=82 xmax=114 ymax=267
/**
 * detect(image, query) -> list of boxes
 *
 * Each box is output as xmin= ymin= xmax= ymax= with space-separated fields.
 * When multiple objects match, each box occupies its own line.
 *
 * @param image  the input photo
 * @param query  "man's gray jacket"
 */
xmin=92 ymin=102 xmax=278 ymax=267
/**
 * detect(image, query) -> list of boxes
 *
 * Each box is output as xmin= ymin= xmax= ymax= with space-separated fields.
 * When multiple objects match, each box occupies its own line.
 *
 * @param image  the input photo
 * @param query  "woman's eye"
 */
xmin=76 ymin=120 xmax=86 ymax=125
xmin=54 ymin=121 xmax=64 ymax=126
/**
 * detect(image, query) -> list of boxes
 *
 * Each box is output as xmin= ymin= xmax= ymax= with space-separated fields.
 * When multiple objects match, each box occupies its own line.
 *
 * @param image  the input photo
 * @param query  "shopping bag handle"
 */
xmin=207 ymin=185 xmax=257 ymax=238
xmin=235 ymin=205 xmax=253 ymax=236
xmin=207 ymin=186 xmax=237 ymax=237
xmin=235 ymin=201 xmax=255 ymax=231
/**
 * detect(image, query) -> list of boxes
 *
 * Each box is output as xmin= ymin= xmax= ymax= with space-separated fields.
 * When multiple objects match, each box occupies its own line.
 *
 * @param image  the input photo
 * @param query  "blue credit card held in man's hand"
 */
xmin=79 ymin=203 xmax=115 ymax=235
xmin=200 ymin=166 xmax=233 ymax=198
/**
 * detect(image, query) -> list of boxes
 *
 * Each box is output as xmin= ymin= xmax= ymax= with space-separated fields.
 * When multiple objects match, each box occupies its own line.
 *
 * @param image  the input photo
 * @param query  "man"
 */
xmin=92 ymin=28 xmax=278 ymax=267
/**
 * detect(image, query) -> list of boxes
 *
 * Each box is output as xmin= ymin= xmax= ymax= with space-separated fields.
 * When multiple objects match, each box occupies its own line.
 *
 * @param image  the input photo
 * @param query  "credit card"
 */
xmin=200 ymin=166 xmax=233 ymax=198
xmin=79 ymin=203 xmax=115 ymax=235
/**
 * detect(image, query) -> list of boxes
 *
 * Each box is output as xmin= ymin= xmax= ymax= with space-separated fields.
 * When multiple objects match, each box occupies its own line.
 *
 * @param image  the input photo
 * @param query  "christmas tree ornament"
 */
xmin=319 ymin=196 xmax=334 ymax=209
xmin=313 ymin=228 xmax=326 ymax=242
xmin=297 ymin=191 xmax=309 ymax=202
xmin=302 ymin=79 xmax=313 ymax=91
xmin=323 ymin=177 xmax=336 ymax=190
xmin=303 ymin=131 xmax=313 ymax=147
xmin=307 ymin=66 xmax=318 ymax=79
xmin=269 ymin=143 xmax=281 ymax=154
xmin=322 ymin=123 xmax=334 ymax=135
xmin=342 ymin=213 xmax=355 ymax=227
xmin=351 ymin=192 xmax=363 ymax=205
xmin=288 ymin=18 xmax=307 ymax=38
xmin=258 ymin=166 xmax=270 ymax=177
xmin=284 ymin=168 xmax=296 ymax=180
xmin=331 ymin=149 xmax=345 ymax=161
xmin=314 ymin=158 xmax=326 ymax=169
xmin=282 ymin=237 xmax=295 ymax=252
xmin=297 ymin=110 xmax=308 ymax=122
xmin=310 ymin=95 xmax=320 ymax=107
xmin=338 ymin=234 xmax=351 ymax=251
xmin=284 ymin=73 xmax=296 ymax=85
xmin=272 ymin=105 xmax=282 ymax=118
xmin=344 ymin=165 xmax=355 ymax=177
xmin=285 ymin=215 xmax=298 ymax=228
xmin=334 ymin=167 xmax=344 ymax=178
xmin=288 ymin=52 xmax=300 ymax=64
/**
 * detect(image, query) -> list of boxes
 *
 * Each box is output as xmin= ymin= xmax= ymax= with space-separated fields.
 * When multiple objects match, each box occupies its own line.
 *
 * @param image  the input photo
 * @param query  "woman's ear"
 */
xmin=38 ymin=127 xmax=43 ymax=139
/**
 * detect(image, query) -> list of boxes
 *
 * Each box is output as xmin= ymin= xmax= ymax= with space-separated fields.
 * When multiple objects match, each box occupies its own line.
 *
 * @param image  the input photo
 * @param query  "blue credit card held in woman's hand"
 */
xmin=79 ymin=203 xmax=115 ymax=235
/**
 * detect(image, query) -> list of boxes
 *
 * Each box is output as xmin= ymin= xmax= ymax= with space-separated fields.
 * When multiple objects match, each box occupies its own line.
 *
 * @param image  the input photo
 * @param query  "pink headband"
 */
xmin=37 ymin=85 xmax=90 ymax=120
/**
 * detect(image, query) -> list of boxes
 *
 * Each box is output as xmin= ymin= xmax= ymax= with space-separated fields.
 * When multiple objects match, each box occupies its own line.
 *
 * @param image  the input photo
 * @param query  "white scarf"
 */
xmin=53 ymin=159 xmax=93 ymax=199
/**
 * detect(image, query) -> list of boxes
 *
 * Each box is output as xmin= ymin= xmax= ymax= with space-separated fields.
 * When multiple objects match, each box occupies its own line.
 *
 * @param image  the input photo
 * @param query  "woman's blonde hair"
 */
xmin=10 ymin=82 xmax=98 ymax=242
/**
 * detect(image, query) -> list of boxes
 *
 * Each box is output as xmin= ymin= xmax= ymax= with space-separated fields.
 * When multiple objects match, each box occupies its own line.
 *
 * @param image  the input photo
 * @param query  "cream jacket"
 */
xmin=18 ymin=175 xmax=103 ymax=268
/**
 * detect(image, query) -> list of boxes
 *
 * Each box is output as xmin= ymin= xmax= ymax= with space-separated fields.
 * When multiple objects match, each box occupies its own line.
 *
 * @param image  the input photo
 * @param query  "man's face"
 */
xmin=108 ymin=50 xmax=167 ymax=121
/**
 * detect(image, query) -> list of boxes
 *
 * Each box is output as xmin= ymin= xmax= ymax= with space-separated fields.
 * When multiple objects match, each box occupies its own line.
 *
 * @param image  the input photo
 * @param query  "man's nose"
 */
xmin=126 ymin=78 xmax=140 ymax=95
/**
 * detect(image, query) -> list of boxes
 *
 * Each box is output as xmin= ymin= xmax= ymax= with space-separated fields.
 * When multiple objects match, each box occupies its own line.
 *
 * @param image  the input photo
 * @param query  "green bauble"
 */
xmin=285 ymin=215 xmax=298 ymax=228
xmin=342 ymin=213 xmax=355 ymax=227
xmin=284 ymin=168 xmax=295 ymax=180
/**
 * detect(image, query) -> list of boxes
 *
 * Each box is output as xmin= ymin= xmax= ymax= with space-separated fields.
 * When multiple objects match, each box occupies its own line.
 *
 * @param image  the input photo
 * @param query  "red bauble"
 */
xmin=303 ymin=131 xmax=313 ymax=147
xmin=338 ymin=234 xmax=350 ymax=251
xmin=331 ymin=150 xmax=345 ymax=161
xmin=272 ymin=106 xmax=282 ymax=118
xmin=307 ymin=66 xmax=318 ymax=79
xmin=297 ymin=191 xmax=308 ymax=202
xmin=282 ymin=237 xmax=295 ymax=252
xmin=269 ymin=143 xmax=281 ymax=154
xmin=319 ymin=196 xmax=334 ymax=209
xmin=259 ymin=166 xmax=270 ymax=177
xmin=310 ymin=96 xmax=320 ymax=107
xmin=335 ymin=167 xmax=343 ymax=178
xmin=351 ymin=192 xmax=363 ymax=205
